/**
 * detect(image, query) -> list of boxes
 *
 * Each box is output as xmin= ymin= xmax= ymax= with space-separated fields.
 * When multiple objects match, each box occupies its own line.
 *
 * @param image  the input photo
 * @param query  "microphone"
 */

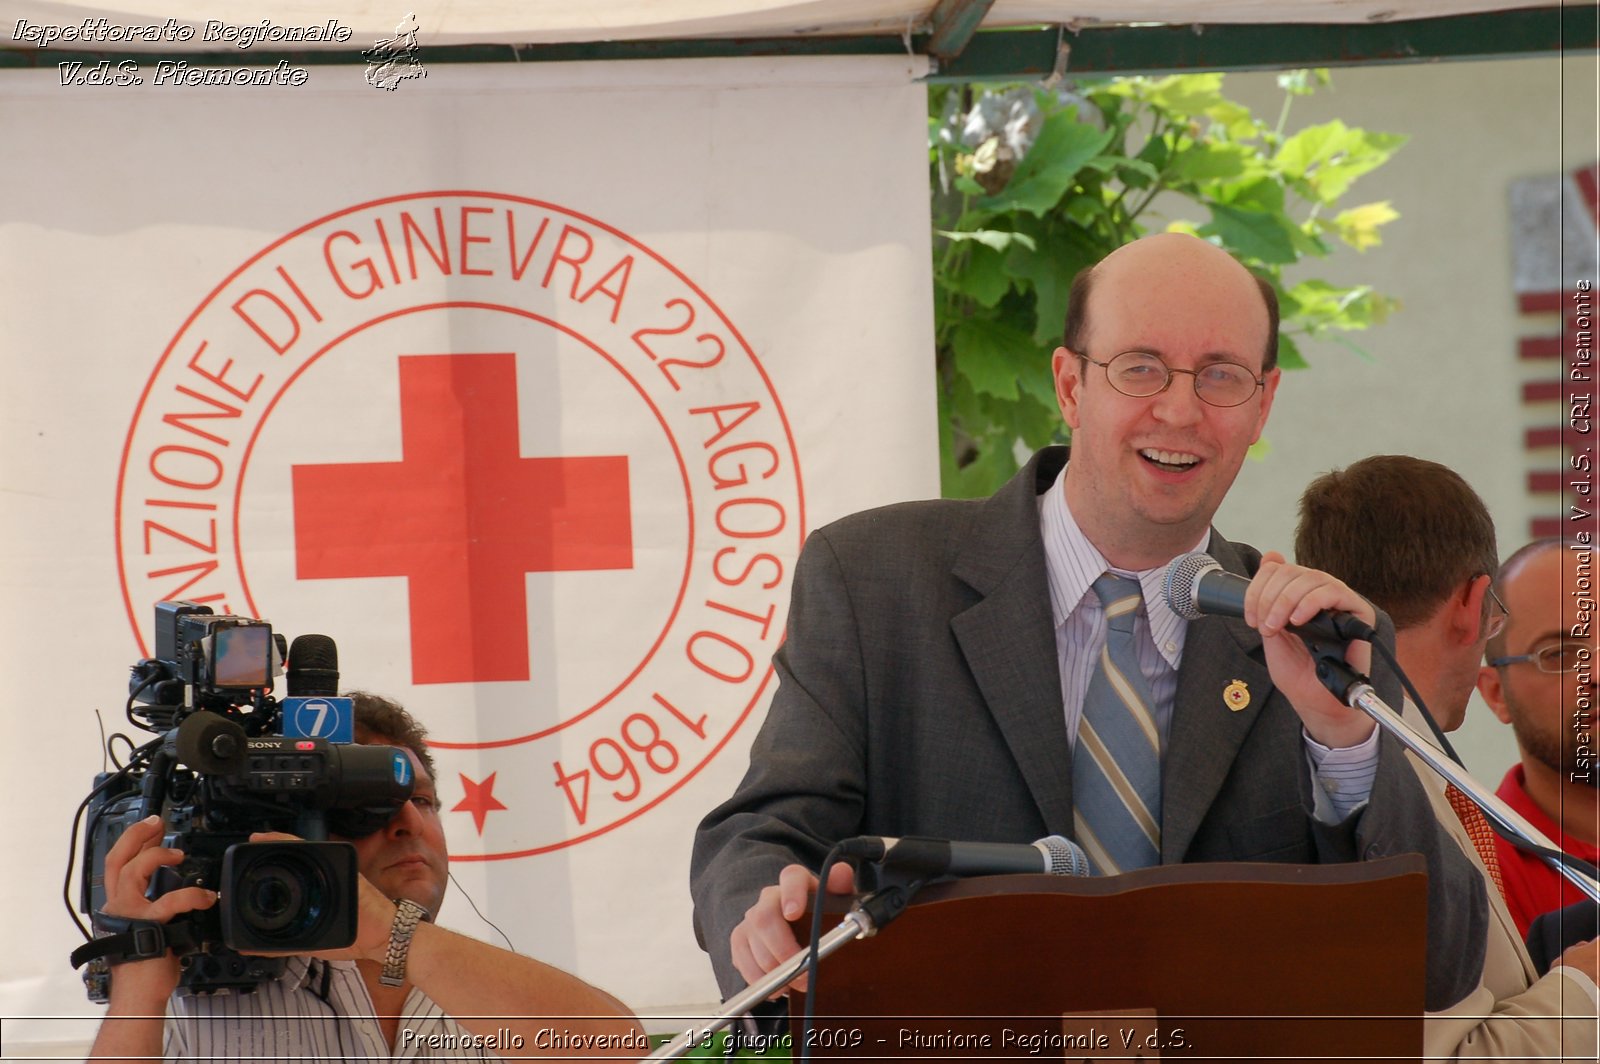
xmin=837 ymin=835 xmax=1091 ymax=878
xmin=1162 ymin=551 xmax=1377 ymax=643
xmin=286 ymin=634 xmax=340 ymax=697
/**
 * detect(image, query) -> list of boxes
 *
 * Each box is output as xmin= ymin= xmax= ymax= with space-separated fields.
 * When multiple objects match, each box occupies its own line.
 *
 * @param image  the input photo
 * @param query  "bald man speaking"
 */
xmin=691 ymin=234 xmax=1486 ymax=1012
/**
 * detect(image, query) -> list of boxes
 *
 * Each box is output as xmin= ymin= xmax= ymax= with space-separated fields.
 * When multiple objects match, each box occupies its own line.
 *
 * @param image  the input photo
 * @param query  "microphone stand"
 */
xmin=644 ymin=885 xmax=912 ymax=1063
xmin=1308 ymin=643 xmax=1600 ymax=903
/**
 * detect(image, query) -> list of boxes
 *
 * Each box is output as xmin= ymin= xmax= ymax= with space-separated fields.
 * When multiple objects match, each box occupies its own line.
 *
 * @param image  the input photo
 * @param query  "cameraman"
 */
xmin=88 ymin=692 xmax=643 ymax=1061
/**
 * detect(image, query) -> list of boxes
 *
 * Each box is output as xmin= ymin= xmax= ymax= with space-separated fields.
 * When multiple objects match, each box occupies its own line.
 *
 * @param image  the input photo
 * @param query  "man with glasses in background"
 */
xmin=1479 ymin=538 xmax=1600 ymax=937
xmin=1296 ymin=458 xmax=1596 ymax=1057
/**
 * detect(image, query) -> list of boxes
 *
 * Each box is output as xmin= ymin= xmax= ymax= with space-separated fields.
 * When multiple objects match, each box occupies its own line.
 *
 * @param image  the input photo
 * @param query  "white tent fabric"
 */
xmin=0 ymin=51 xmax=935 ymax=1046
xmin=4 ymin=0 xmax=1572 ymax=52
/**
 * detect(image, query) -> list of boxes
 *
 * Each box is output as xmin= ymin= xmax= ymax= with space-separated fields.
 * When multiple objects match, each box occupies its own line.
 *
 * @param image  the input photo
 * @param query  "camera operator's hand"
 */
xmin=88 ymin=815 xmax=217 ymax=1061
xmin=101 ymin=815 xmax=219 ymax=978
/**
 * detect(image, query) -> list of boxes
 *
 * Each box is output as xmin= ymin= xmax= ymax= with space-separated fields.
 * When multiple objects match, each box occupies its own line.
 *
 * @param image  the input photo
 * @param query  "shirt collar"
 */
xmin=1038 ymin=461 xmax=1205 ymax=669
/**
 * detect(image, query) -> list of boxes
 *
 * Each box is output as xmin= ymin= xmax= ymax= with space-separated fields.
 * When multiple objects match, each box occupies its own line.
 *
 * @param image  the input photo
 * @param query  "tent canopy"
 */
xmin=2 ymin=0 xmax=1586 ymax=72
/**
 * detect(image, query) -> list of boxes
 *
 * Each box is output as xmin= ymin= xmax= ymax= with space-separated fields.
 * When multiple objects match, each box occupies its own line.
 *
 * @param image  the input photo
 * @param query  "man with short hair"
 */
xmin=1479 ymin=539 xmax=1600 ymax=936
xmin=691 ymin=233 xmax=1487 ymax=1012
xmin=1296 ymin=455 xmax=1597 ymax=1058
xmin=89 ymin=691 xmax=643 ymax=1061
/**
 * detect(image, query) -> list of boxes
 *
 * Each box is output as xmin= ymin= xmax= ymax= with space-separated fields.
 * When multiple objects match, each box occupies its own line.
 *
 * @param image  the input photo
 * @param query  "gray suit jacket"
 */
xmin=690 ymin=447 xmax=1487 ymax=1009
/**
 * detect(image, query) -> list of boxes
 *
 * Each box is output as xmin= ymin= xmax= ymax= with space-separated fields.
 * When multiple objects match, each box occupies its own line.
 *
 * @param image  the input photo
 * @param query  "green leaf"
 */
xmin=953 ymin=172 xmax=986 ymax=197
xmin=945 ymin=242 xmax=1013 ymax=307
xmin=1274 ymin=121 xmax=1407 ymax=203
xmin=946 ymin=365 xmax=991 ymax=425
xmin=951 ymin=317 xmax=1039 ymax=400
xmin=1135 ymin=130 xmax=1173 ymax=176
xmin=1063 ymin=193 xmax=1103 ymax=227
xmin=1168 ymin=141 xmax=1252 ymax=184
xmin=1339 ymin=289 xmax=1399 ymax=329
xmin=981 ymin=109 xmax=1113 ymax=215
xmin=1205 ymin=99 xmax=1258 ymax=140
xmin=1081 ymin=154 xmax=1163 ymax=185
xmin=1287 ymin=224 xmax=1331 ymax=259
xmin=1275 ymin=332 xmax=1308 ymax=370
xmin=1274 ymin=120 xmax=1361 ymax=179
xmin=1311 ymin=138 xmax=1407 ymax=201
xmin=948 ymin=436 xmax=1022 ymax=499
xmin=1211 ymin=175 xmax=1286 ymax=213
xmin=1284 ymin=279 xmax=1396 ymax=330
xmin=1018 ymin=357 xmax=1062 ymax=420
xmin=1198 ymin=204 xmax=1298 ymax=264
xmin=1331 ymin=200 xmax=1400 ymax=251
xmin=1286 ymin=278 xmax=1361 ymax=318
xmin=1006 ymin=219 xmax=1100 ymax=345
xmin=973 ymin=383 xmax=1065 ymax=454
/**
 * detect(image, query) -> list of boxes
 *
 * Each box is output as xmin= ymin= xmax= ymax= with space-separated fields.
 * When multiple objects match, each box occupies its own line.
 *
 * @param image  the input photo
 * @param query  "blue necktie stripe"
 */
xmin=1072 ymin=573 xmax=1163 ymax=874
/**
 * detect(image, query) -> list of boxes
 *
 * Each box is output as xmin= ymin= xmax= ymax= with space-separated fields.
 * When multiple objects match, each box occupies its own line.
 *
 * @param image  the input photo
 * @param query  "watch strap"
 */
xmin=379 ymin=898 xmax=428 ymax=987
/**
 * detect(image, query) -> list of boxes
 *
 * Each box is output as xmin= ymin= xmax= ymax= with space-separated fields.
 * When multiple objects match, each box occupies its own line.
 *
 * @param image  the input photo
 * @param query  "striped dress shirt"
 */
xmin=165 ymin=956 xmax=501 ymax=1061
xmin=1037 ymin=462 xmax=1379 ymax=823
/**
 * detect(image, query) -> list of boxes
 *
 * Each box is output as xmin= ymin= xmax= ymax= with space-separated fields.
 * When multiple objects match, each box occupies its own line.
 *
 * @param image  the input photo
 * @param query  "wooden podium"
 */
xmin=793 ymin=856 xmax=1428 ymax=1062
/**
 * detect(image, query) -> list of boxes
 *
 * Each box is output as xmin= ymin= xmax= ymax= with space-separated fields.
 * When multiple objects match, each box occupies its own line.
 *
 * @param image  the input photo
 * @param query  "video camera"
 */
xmin=69 ymin=602 xmax=414 ymax=1000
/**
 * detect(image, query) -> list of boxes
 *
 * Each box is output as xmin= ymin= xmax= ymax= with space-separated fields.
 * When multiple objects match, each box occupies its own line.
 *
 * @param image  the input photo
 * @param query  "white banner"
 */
xmin=0 ymin=51 xmax=935 ymax=1044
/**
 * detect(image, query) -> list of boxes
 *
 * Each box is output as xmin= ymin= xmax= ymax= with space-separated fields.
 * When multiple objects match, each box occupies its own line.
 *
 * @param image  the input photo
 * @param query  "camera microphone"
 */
xmin=286 ymin=634 xmax=339 ymax=697
xmin=281 ymin=635 xmax=352 ymax=744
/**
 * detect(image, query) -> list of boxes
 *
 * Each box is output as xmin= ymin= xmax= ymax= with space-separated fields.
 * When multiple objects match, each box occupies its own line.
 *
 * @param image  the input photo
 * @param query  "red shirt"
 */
xmin=1492 ymin=763 xmax=1600 ymax=938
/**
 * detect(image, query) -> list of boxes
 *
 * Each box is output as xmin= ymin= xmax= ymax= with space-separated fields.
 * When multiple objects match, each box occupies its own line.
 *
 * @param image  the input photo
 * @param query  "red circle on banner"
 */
xmin=115 ymin=191 xmax=805 ymax=855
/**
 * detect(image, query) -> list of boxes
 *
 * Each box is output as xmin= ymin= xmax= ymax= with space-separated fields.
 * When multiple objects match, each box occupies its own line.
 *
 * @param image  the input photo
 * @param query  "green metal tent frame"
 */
xmin=1 ymin=4 xmax=1593 ymax=78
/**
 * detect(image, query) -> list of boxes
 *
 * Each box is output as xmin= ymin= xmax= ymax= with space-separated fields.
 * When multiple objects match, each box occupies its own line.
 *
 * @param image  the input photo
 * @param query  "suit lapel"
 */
xmin=944 ymin=463 xmax=1277 ymax=852
xmin=949 ymin=449 xmax=1076 ymax=835
xmin=1161 ymin=535 xmax=1273 ymax=862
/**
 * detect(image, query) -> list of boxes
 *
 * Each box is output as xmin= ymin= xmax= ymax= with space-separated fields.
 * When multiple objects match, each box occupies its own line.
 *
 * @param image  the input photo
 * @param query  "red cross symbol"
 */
xmin=292 ymin=353 xmax=633 ymax=684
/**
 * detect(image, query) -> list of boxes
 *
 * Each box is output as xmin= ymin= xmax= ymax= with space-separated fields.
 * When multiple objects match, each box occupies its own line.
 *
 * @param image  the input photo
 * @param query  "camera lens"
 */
xmin=221 ymin=841 xmax=357 ymax=954
xmin=233 ymin=850 xmax=329 ymax=942
xmin=243 ymin=867 xmax=302 ymax=931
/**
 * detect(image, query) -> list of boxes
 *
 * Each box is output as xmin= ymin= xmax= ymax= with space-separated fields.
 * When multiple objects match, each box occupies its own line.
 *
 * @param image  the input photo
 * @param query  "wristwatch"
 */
xmin=379 ymin=898 xmax=429 ymax=987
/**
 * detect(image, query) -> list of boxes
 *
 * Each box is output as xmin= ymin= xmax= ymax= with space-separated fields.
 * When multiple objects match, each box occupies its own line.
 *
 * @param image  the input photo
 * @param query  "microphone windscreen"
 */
xmin=1038 ymin=835 xmax=1092 ymax=877
xmin=1162 ymin=551 xmax=1222 ymax=621
xmin=286 ymin=634 xmax=340 ymax=697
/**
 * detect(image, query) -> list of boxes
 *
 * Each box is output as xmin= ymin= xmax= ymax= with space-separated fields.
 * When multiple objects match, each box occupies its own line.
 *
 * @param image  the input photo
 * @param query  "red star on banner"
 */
xmin=452 ymin=771 xmax=509 ymax=835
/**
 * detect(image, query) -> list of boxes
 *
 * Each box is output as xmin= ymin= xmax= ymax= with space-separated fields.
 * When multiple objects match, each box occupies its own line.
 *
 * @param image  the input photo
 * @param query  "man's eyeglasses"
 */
xmin=1082 ymin=350 xmax=1266 ymax=409
xmin=1483 ymin=584 xmax=1509 ymax=642
xmin=1487 ymin=641 xmax=1588 ymax=674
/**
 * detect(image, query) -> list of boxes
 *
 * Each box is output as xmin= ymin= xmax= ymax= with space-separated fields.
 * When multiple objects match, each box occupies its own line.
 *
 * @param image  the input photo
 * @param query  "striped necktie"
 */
xmin=1072 ymin=573 xmax=1162 ymax=874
